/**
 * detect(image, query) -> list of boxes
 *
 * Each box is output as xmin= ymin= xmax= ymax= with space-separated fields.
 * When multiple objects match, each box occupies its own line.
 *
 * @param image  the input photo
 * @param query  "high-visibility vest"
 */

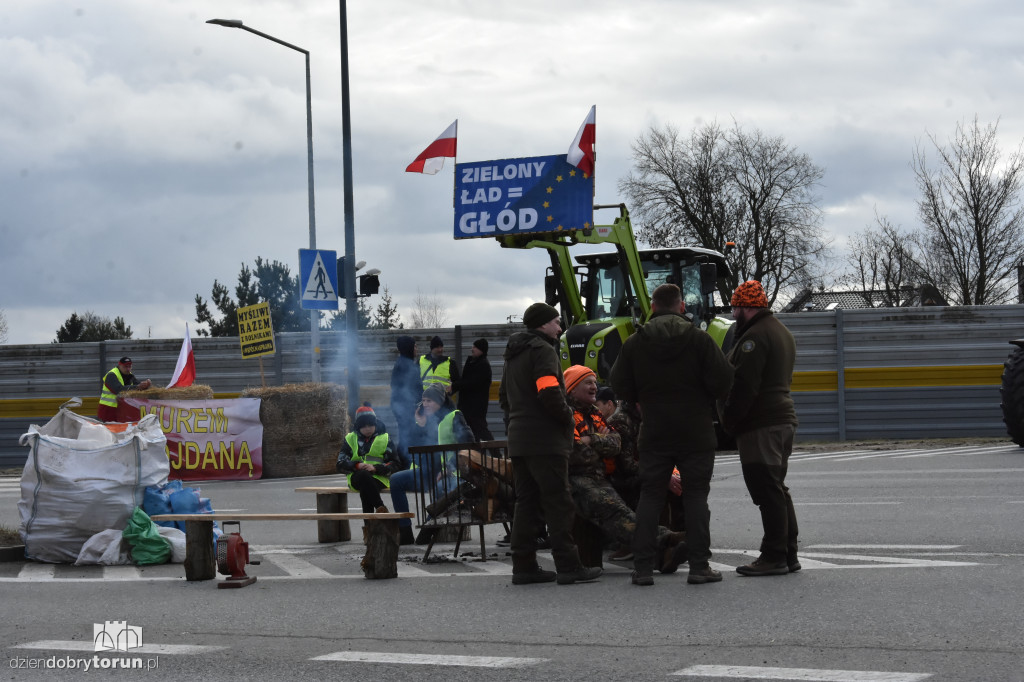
xmin=420 ymin=356 xmax=452 ymax=391
xmin=438 ymin=410 xmax=459 ymax=445
xmin=410 ymin=410 xmax=462 ymax=472
xmin=99 ymin=367 xmax=126 ymax=408
xmin=344 ymin=432 xmax=391 ymax=490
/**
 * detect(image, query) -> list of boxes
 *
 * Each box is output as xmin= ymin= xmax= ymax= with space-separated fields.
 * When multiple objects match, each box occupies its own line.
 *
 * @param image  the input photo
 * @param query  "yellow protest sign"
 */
xmin=236 ymin=302 xmax=275 ymax=358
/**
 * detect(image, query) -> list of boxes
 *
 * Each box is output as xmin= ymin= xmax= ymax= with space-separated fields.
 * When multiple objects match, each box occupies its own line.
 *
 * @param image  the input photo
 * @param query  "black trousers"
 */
xmin=510 ymin=455 xmax=582 ymax=574
xmin=349 ymin=469 xmax=388 ymax=513
xmin=737 ymin=423 xmax=799 ymax=562
xmin=632 ymin=448 xmax=715 ymax=571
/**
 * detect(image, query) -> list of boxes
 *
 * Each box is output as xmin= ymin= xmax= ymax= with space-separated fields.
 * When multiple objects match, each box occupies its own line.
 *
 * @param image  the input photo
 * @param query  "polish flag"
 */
xmin=567 ymin=105 xmax=596 ymax=176
xmin=406 ymin=120 xmax=458 ymax=175
xmin=167 ymin=324 xmax=196 ymax=388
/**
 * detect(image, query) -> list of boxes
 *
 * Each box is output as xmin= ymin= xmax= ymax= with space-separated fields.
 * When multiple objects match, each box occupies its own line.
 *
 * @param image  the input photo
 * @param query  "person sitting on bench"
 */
xmin=563 ymin=365 xmax=687 ymax=574
xmin=389 ymin=383 xmax=475 ymax=545
xmin=336 ymin=404 xmax=402 ymax=513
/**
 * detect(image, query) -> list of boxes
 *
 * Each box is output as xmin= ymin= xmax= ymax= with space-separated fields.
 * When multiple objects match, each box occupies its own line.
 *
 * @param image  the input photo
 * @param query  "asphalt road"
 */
xmin=2 ymin=440 xmax=1023 ymax=681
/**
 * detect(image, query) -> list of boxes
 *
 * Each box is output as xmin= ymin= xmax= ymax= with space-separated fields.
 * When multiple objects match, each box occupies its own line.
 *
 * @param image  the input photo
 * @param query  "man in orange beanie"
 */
xmin=720 ymin=280 xmax=800 ymax=577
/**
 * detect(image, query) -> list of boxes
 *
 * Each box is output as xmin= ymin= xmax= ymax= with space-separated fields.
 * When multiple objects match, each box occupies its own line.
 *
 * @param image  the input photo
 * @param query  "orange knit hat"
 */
xmin=730 ymin=280 xmax=768 ymax=308
xmin=563 ymin=365 xmax=596 ymax=394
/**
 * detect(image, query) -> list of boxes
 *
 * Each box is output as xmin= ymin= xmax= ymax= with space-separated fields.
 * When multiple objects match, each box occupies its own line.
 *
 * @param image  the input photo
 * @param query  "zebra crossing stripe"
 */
xmin=311 ymin=651 xmax=546 ymax=668
xmin=671 ymin=664 xmax=930 ymax=681
xmin=14 ymin=640 xmax=225 ymax=655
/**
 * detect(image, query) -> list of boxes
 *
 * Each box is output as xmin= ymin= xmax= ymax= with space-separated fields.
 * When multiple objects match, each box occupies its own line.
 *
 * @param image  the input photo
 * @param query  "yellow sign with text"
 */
xmin=236 ymin=302 xmax=275 ymax=358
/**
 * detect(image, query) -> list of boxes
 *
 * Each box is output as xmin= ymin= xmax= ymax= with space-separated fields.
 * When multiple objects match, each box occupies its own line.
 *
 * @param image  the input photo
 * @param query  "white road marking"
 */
xmin=262 ymin=553 xmax=332 ymax=578
xmin=806 ymin=544 xmax=960 ymax=550
xmin=14 ymin=640 xmax=226 ymax=654
xmin=311 ymin=651 xmax=546 ymax=667
xmin=672 ymin=664 xmax=931 ymax=681
xmin=470 ymin=561 xmax=512 ymax=575
xmin=397 ymin=563 xmax=440 ymax=577
xmin=17 ymin=563 xmax=55 ymax=580
xmin=798 ymin=502 xmax=901 ymax=506
xmin=102 ymin=565 xmax=142 ymax=580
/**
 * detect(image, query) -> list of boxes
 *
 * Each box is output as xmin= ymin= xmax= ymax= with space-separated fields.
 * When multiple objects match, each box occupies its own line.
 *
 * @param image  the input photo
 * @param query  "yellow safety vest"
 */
xmin=344 ymin=432 xmax=391 ymax=490
xmin=420 ymin=356 xmax=452 ymax=391
xmin=99 ymin=367 xmax=126 ymax=408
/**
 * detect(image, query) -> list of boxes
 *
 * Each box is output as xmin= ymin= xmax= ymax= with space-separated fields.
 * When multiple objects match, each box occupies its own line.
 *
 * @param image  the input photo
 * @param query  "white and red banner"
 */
xmin=406 ymin=120 xmax=458 ymax=174
xmin=567 ymin=105 xmax=596 ymax=176
xmin=122 ymin=398 xmax=263 ymax=481
xmin=166 ymin=323 xmax=196 ymax=388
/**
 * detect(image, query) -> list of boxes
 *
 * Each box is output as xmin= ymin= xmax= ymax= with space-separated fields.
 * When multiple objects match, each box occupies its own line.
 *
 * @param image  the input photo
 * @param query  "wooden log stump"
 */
xmin=184 ymin=520 xmax=216 ymax=581
xmin=361 ymin=519 xmax=400 ymax=579
xmin=573 ymin=516 xmax=603 ymax=569
xmin=316 ymin=492 xmax=351 ymax=542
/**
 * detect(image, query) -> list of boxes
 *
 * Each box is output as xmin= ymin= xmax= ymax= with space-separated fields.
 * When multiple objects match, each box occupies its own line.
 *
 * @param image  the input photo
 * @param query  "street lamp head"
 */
xmin=206 ymin=18 xmax=244 ymax=28
xmin=353 ymin=260 xmax=367 ymax=272
xmin=364 ymin=268 xmax=381 ymax=276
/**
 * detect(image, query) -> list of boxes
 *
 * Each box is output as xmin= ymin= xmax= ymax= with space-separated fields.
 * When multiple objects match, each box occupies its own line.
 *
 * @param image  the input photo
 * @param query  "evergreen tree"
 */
xmin=370 ymin=286 xmax=402 ymax=329
xmin=195 ymin=258 xmax=306 ymax=336
xmin=54 ymin=312 xmax=133 ymax=343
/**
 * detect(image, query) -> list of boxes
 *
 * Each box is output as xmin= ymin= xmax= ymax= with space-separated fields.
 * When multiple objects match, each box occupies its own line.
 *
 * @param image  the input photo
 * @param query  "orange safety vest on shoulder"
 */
xmin=573 ymin=409 xmax=617 ymax=476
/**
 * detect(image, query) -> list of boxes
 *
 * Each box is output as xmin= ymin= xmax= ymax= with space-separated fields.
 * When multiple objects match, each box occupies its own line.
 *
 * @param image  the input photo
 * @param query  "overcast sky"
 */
xmin=3 ymin=0 xmax=1023 ymax=345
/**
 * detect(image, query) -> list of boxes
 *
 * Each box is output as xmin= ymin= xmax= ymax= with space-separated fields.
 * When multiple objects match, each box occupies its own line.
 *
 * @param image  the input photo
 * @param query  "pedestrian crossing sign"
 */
xmin=299 ymin=248 xmax=339 ymax=310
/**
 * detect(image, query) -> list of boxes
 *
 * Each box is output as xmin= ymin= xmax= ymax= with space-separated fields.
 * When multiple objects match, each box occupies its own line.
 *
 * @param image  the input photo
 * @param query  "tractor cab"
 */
xmin=556 ymin=246 xmax=735 ymax=378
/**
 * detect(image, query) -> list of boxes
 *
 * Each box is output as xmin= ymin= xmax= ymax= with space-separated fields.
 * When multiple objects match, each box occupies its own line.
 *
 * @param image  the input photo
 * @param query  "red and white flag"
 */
xmin=167 ymin=324 xmax=196 ymax=388
xmin=405 ymin=120 xmax=458 ymax=175
xmin=566 ymin=105 xmax=596 ymax=176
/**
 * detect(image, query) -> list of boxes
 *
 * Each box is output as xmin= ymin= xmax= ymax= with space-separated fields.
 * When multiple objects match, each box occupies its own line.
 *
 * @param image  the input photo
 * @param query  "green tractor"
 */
xmin=498 ymin=203 xmax=735 ymax=379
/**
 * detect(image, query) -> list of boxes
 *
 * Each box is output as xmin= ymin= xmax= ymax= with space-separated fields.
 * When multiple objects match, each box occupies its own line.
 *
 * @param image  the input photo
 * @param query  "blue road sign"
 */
xmin=299 ymin=249 xmax=339 ymax=311
xmin=453 ymin=154 xmax=594 ymax=239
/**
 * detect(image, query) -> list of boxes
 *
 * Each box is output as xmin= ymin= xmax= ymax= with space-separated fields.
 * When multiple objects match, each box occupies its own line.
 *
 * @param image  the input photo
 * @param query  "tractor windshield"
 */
xmin=582 ymin=254 xmax=709 ymax=323
xmin=642 ymin=260 xmax=707 ymax=323
xmin=589 ymin=262 xmax=629 ymax=320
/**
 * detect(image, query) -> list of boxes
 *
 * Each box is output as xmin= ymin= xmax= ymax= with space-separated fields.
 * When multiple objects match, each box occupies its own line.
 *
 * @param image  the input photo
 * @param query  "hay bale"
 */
xmin=121 ymin=385 xmax=215 ymax=401
xmin=115 ymin=384 xmax=217 ymax=422
xmin=241 ymin=383 xmax=348 ymax=479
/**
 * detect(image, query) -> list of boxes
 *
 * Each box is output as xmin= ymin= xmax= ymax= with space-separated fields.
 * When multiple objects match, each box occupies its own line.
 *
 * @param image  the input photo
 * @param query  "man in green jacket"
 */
xmin=610 ymin=284 xmax=734 ymax=586
xmin=499 ymin=302 xmax=601 ymax=586
xmin=719 ymin=280 xmax=800 ymax=577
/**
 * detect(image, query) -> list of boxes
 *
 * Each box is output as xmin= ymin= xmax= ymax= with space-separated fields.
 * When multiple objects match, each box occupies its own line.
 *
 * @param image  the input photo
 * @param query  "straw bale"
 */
xmin=121 ymin=384 xmax=215 ymax=401
xmin=241 ymin=382 xmax=348 ymax=478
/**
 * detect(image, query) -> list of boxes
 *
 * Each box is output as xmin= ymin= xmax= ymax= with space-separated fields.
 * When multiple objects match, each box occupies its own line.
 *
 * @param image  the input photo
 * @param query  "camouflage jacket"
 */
xmin=567 ymin=398 xmax=621 ymax=478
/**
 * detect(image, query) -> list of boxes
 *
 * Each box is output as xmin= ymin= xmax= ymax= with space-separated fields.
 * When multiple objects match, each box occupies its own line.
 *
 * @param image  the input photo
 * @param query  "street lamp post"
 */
xmin=338 ymin=1 xmax=359 ymax=416
xmin=207 ymin=18 xmax=322 ymax=382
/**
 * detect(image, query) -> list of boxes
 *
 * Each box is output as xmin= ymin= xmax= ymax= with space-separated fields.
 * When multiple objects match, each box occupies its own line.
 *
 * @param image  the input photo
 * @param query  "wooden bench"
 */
xmin=294 ymin=486 xmax=395 ymax=543
xmin=150 ymin=512 xmax=414 ymax=581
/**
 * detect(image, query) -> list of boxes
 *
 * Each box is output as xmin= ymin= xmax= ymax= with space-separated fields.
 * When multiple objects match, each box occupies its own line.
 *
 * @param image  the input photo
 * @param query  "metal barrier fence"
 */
xmin=2 ymin=307 xmax=1022 ymax=465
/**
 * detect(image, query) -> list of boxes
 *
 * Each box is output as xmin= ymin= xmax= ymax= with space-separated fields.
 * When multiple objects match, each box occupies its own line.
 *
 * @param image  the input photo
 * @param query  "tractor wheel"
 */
xmin=999 ymin=343 xmax=1024 ymax=446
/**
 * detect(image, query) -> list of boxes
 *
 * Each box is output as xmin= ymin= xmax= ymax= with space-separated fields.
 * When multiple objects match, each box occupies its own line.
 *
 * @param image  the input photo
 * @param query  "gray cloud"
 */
xmin=3 ymin=0 xmax=1023 ymax=344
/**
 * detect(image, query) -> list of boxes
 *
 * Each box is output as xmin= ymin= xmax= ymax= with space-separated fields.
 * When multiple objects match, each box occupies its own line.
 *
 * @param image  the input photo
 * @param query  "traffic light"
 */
xmin=358 ymin=273 xmax=380 ymax=297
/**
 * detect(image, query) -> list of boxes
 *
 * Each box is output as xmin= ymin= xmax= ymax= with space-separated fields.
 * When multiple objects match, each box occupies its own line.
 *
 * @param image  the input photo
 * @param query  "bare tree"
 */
xmin=620 ymin=121 xmax=830 ymax=306
xmin=0 ymin=308 xmax=8 ymax=344
xmin=409 ymin=288 xmax=450 ymax=328
xmin=842 ymin=212 xmax=928 ymax=307
xmin=912 ymin=116 xmax=1024 ymax=305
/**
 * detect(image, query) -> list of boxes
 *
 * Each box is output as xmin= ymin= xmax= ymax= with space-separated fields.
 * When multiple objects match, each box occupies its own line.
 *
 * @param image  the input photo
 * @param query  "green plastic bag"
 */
xmin=123 ymin=507 xmax=172 ymax=565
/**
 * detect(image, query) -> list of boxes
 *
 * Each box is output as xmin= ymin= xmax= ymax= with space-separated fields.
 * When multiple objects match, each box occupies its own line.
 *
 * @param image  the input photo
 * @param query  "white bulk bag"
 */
xmin=18 ymin=399 xmax=169 ymax=563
